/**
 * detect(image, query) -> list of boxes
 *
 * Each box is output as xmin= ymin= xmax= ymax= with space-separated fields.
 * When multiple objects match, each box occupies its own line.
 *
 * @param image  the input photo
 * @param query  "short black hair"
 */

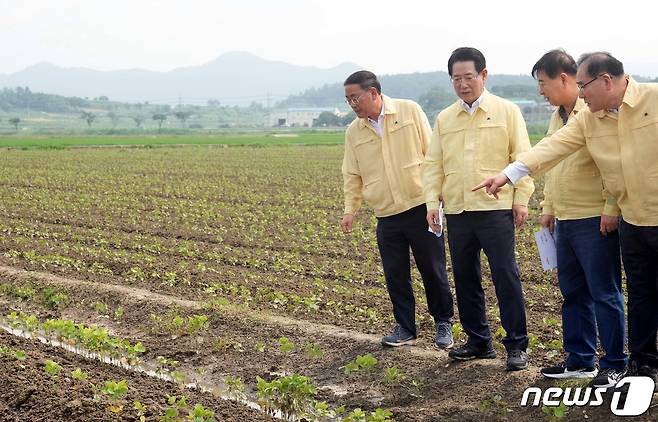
xmin=344 ymin=70 xmax=381 ymax=94
xmin=532 ymin=49 xmax=577 ymax=79
xmin=577 ymin=52 xmax=624 ymax=78
xmin=447 ymin=47 xmax=486 ymax=77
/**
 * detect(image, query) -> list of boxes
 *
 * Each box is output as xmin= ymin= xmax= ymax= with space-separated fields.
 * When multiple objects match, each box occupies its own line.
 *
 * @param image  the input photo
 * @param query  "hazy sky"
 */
xmin=2 ymin=0 xmax=658 ymax=77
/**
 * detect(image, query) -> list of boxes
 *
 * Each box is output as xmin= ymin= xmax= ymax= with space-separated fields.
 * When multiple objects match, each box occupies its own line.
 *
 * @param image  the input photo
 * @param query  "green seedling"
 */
xmin=223 ymin=376 xmax=246 ymax=400
xmin=383 ymin=366 xmax=404 ymax=384
xmin=15 ymin=286 xmax=36 ymax=300
xmin=343 ymin=408 xmax=394 ymax=422
xmin=187 ymin=315 xmax=209 ymax=333
xmin=542 ymin=402 xmax=569 ymax=420
xmin=304 ymin=343 xmax=324 ymax=358
xmin=494 ymin=326 xmax=507 ymax=340
xmin=44 ymin=359 xmax=62 ymax=378
xmin=71 ymin=367 xmax=88 ymax=381
xmin=14 ymin=350 xmax=27 ymax=361
xmin=101 ymin=379 xmax=129 ymax=413
xmin=256 ymin=374 xmax=317 ymax=419
xmin=170 ymin=370 xmax=187 ymax=384
xmin=452 ymin=323 xmax=466 ymax=342
xmin=254 ymin=342 xmax=266 ymax=353
xmin=134 ymin=401 xmax=147 ymax=422
xmin=156 ymin=355 xmax=180 ymax=374
xmin=162 ymin=395 xmax=189 ymax=422
xmin=93 ymin=301 xmax=109 ymax=315
xmin=188 ymin=403 xmax=216 ymax=422
xmin=344 ymin=353 xmax=378 ymax=374
xmin=114 ymin=307 xmax=125 ymax=320
xmin=41 ymin=287 xmax=69 ymax=309
xmin=278 ymin=337 xmax=295 ymax=353
xmin=479 ymin=394 xmax=511 ymax=414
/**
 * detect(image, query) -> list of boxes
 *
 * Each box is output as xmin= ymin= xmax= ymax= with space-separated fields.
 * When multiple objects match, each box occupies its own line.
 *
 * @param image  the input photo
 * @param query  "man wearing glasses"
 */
xmin=530 ymin=50 xmax=627 ymax=388
xmin=423 ymin=47 xmax=535 ymax=371
xmin=474 ymin=52 xmax=658 ymax=383
xmin=341 ymin=70 xmax=455 ymax=349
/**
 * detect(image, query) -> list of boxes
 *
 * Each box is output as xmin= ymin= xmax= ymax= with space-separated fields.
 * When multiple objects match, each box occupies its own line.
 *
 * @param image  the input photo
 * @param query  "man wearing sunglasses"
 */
xmin=423 ymin=47 xmax=535 ymax=371
xmin=474 ymin=52 xmax=658 ymax=383
xmin=341 ymin=70 xmax=454 ymax=349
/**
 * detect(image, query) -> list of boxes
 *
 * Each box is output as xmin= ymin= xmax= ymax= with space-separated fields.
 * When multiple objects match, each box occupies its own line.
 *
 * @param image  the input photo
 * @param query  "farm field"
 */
xmin=0 ymin=142 xmax=654 ymax=421
xmin=0 ymin=132 xmax=345 ymax=149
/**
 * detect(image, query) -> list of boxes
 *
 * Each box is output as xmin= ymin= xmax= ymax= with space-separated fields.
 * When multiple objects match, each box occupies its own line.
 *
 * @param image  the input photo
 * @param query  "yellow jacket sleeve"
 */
xmin=519 ymin=112 xmax=587 ymax=175
xmin=508 ymin=107 xmax=535 ymax=206
xmin=422 ymin=118 xmax=444 ymax=211
xmin=342 ymin=132 xmax=363 ymax=215
xmin=602 ymin=190 xmax=621 ymax=216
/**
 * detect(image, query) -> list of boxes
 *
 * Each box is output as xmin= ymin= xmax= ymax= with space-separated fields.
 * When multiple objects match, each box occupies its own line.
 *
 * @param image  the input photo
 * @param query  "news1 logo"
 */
xmin=520 ymin=377 xmax=655 ymax=416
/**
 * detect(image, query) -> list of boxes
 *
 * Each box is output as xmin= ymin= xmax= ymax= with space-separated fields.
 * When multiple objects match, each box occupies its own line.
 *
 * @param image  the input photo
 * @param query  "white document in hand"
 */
xmin=534 ymin=227 xmax=557 ymax=271
xmin=427 ymin=203 xmax=444 ymax=238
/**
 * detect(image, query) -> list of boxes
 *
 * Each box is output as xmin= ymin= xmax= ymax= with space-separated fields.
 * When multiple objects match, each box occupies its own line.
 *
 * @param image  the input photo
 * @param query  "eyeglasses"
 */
xmin=577 ymin=73 xmax=608 ymax=91
xmin=345 ymin=92 xmax=368 ymax=106
xmin=451 ymin=73 xmax=479 ymax=85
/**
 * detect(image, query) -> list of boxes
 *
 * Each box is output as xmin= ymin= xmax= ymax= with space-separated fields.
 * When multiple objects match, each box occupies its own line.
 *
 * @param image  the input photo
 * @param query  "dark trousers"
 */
xmin=446 ymin=210 xmax=528 ymax=352
xmin=556 ymin=217 xmax=626 ymax=370
xmin=619 ymin=220 xmax=658 ymax=368
xmin=376 ymin=204 xmax=454 ymax=336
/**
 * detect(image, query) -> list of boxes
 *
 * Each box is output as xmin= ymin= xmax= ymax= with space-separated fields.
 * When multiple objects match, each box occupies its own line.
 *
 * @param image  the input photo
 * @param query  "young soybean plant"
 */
xmin=44 ymin=360 xmax=62 ymax=378
xmin=342 ymin=408 xmax=394 ymax=422
xmin=101 ymin=379 xmax=129 ymax=414
xmin=278 ymin=337 xmax=295 ymax=353
xmin=382 ymin=366 xmax=405 ymax=385
xmin=71 ymin=367 xmax=88 ymax=382
xmin=343 ymin=353 xmax=378 ymax=375
xmin=133 ymin=401 xmax=147 ymax=422
xmin=188 ymin=403 xmax=216 ymax=422
xmin=223 ymin=376 xmax=246 ymax=400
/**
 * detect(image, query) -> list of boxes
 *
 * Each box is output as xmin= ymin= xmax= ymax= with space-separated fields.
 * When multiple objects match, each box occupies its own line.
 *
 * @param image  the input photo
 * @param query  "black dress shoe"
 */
xmin=448 ymin=343 xmax=497 ymax=361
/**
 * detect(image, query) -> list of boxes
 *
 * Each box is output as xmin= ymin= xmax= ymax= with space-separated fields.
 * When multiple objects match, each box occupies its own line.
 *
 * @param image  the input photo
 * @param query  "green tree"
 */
xmin=80 ymin=111 xmax=96 ymax=128
xmin=9 ymin=117 xmax=20 ymax=131
xmin=417 ymin=86 xmax=455 ymax=120
xmin=313 ymin=111 xmax=341 ymax=127
xmin=173 ymin=110 xmax=192 ymax=128
xmin=152 ymin=113 xmax=167 ymax=132
xmin=132 ymin=116 xmax=144 ymax=128
xmin=107 ymin=112 xmax=120 ymax=128
xmin=340 ymin=111 xmax=357 ymax=126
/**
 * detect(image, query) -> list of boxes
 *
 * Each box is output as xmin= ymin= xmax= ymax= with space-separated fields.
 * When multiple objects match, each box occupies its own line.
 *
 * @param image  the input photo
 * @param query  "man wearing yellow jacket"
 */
xmin=530 ymin=50 xmax=627 ymax=388
xmin=423 ymin=47 xmax=535 ymax=370
xmin=475 ymin=52 xmax=658 ymax=382
xmin=341 ymin=70 xmax=454 ymax=348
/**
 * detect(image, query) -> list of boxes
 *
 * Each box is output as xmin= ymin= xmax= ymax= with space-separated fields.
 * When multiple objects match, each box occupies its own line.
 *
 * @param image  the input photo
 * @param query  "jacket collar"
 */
xmin=593 ymin=75 xmax=635 ymax=119
xmin=358 ymin=95 xmax=396 ymax=128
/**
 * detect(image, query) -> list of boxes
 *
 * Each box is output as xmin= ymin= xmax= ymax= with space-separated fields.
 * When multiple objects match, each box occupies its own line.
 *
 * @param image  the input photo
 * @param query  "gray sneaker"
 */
xmin=507 ymin=350 xmax=529 ymax=371
xmin=434 ymin=322 xmax=454 ymax=349
xmin=381 ymin=325 xmax=416 ymax=347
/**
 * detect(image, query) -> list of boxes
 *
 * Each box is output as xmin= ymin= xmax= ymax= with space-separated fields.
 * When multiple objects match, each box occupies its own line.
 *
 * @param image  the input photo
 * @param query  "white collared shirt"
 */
xmin=368 ymin=98 xmax=386 ymax=136
xmin=460 ymin=91 xmax=485 ymax=115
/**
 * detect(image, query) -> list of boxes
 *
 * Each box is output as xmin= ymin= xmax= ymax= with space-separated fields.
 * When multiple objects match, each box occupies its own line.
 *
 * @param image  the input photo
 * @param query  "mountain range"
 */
xmin=0 ymin=52 xmax=360 ymax=106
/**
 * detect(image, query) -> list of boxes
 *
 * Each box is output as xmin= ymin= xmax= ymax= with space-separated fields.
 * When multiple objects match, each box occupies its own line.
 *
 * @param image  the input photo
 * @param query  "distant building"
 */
xmin=266 ymin=107 xmax=341 ymax=127
xmin=511 ymin=100 xmax=554 ymax=124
